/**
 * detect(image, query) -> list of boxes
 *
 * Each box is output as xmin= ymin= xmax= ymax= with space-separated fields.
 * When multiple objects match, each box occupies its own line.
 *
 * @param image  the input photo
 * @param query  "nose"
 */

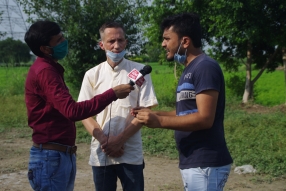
xmin=161 ymin=40 xmax=166 ymax=47
xmin=114 ymin=41 xmax=120 ymax=49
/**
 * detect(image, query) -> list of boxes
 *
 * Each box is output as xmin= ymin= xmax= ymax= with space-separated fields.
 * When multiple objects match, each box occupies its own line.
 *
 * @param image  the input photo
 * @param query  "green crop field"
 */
xmin=0 ymin=63 xmax=286 ymax=177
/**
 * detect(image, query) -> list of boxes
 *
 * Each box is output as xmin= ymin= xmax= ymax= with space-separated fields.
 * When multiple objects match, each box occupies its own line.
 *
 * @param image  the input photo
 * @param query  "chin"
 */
xmin=167 ymin=57 xmax=174 ymax=62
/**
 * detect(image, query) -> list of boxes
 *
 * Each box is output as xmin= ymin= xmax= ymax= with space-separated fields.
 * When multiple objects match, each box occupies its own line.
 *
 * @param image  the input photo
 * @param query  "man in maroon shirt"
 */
xmin=24 ymin=20 xmax=134 ymax=191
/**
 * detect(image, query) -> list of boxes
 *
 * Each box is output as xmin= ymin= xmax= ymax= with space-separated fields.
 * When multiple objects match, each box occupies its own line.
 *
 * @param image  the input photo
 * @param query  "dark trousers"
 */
xmin=92 ymin=163 xmax=144 ymax=191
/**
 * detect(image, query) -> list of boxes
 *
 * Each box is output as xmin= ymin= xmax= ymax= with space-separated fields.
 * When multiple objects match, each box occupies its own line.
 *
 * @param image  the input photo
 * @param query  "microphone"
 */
xmin=128 ymin=65 xmax=152 ymax=87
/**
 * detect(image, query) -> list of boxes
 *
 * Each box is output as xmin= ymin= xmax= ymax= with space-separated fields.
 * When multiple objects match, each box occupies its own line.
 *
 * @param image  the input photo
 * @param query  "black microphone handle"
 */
xmin=129 ymin=80 xmax=135 ymax=86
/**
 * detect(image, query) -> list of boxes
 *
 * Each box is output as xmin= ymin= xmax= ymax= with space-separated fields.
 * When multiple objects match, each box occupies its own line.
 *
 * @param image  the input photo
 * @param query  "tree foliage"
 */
xmin=140 ymin=0 xmax=286 ymax=103
xmin=18 ymin=0 xmax=147 ymax=89
xmin=0 ymin=38 xmax=31 ymax=64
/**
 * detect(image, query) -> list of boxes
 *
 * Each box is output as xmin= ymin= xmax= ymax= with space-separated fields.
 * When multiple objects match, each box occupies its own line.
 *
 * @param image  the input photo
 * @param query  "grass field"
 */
xmin=0 ymin=63 xmax=286 ymax=177
xmin=0 ymin=66 xmax=28 ymax=96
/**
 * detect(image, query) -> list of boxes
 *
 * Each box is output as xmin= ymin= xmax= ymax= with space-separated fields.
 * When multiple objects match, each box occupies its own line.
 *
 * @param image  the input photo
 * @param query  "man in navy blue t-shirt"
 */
xmin=133 ymin=13 xmax=233 ymax=190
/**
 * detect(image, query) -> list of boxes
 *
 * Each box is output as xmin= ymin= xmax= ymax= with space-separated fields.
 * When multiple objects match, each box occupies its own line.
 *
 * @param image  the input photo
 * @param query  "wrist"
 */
xmin=93 ymin=129 xmax=104 ymax=139
xmin=157 ymin=116 xmax=164 ymax=128
xmin=116 ymin=133 xmax=126 ymax=145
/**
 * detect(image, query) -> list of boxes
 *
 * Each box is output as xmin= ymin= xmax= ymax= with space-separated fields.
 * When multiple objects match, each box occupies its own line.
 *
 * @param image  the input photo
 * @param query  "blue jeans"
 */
xmin=27 ymin=146 xmax=76 ymax=191
xmin=92 ymin=163 xmax=144 ymax=191
xmin=180 ymin=164 xmax=231 ymax=191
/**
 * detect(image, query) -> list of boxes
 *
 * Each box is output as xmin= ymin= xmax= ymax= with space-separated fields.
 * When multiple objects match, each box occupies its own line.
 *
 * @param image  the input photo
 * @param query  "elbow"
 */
xmin=203 ymin=123 xmax=213 ymax=129
xmin=203 ymin=120 xmax=214 ymax=129
xmin=67 ymin=115 xmax=81 ymax=121
xmin=65 ymin=110 xmax=84 ymax=121
xmin=200 ymin=117 xmax=214 ymax=130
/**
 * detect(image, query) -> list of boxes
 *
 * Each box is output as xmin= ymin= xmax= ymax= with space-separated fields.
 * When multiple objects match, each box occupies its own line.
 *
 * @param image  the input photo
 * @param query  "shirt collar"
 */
xmin=37 ymin=56 xmax=65 ymax=73
xmin=106 ymin=58 xmax=126 ymax=72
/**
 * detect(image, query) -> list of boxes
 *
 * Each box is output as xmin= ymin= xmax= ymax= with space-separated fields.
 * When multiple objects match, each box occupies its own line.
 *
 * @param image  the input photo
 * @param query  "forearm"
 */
xmin=158 ymin=112 xmax=213 ymax=131
xmin=81 ymin=117 xmax=103 ymax=139
xmin=154 ymin=110 xmax=176 ymax=116
xmin=100 ymin=117 xmax=142 ymax=157
xmin=117 ymin=118 xmax=143 ymax=143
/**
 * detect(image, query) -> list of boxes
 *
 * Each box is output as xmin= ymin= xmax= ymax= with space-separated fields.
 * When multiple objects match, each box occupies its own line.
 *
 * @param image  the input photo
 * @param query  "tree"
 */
xmin=18 ymin=0 xmax=147 ymax=89
xmin=140 ymin=0 xmax=286 ymax=103
xmin=0 ymin=38 xmax=31 ymax=65
xmin=195 ymin=0 xmax=285 ymax=103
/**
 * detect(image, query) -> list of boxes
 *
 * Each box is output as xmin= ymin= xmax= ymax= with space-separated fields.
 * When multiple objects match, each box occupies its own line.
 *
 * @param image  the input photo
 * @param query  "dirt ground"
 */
xmin=0 ymin=130 xmax=285 ymax=191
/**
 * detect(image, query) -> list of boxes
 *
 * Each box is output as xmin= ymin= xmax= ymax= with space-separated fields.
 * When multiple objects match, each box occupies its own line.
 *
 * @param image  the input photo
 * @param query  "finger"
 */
xmin=101 ymin=143 xmax=110 ymax=150
xmin=136 ymin=113 xmax=146 ymax=119
xmin=136 ymin=119 xmax=146 ymax=125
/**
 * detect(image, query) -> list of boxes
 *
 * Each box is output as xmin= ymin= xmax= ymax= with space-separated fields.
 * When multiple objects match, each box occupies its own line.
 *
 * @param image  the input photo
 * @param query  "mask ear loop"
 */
xmin=177 ymin=41 xmax=187 ymax=55
xmin=177 ymin=41 xmax=183 ymax=54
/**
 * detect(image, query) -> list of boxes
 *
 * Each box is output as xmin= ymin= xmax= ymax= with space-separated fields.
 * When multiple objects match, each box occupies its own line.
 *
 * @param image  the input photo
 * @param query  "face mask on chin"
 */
xmin=174 ymin=41 xmax=187 ymax=65
xmin=47 ymin=39 xmax=68 ymax=60
xmin=106 ymin=50 xmax=126 ymax=63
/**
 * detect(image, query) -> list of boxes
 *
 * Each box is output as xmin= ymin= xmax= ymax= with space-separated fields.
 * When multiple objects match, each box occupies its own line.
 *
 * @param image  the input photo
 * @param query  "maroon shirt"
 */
xmin=25 ymin=57 xmax=117 ymax=146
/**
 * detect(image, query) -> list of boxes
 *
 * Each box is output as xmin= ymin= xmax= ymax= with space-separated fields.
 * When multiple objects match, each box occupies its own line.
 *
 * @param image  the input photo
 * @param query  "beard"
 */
xmin=167 ymin=56 xmax=174 ymax=62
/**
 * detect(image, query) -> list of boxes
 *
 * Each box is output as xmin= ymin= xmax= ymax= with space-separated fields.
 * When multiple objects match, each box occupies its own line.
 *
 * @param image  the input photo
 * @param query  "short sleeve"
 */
xmin=192 ymin=60 xmax=223 ymax=95
xmin=138 ymin=73 xmax=158 ymax=107
xmin=78 ymin=71 xmax=95 ymax=102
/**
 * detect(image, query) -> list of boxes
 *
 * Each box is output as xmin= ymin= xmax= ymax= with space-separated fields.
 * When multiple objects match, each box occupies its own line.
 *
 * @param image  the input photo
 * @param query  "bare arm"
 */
xmin=131 ymin=108 xmax=176 ymax=117
xmin=101 ymin=117 xmax=143 ymax=156
xmin=81 ymin=117 xmax=106 ymax=144
xmin=136 ymin=90 xmax=218 ymax=131
xmin=153 ymin=110 xmax=176 ymax=116
xmin=82 ymin=117 xmax=124 ymax=157
xmin=101 ymin=106 xmax=154 ymax=156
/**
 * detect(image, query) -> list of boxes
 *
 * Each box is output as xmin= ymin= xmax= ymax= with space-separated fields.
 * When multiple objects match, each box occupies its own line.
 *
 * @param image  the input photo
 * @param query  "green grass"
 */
xmin=1 ymin=64 xmax=286 ymax=177
xmin=224 ymin=107 xmax=286 ymax=176
xmin=0 ymin=66 xmax=28 ymax=96
xmin=0 ymin=95 xmax=27 ymax=131
xmin=254 ymin=70 xmax=285 ymax=106
xmin=148 ymin=62 xmax=177 ymax=109
xmin=224 ymin=68 xmax=285 ymax=106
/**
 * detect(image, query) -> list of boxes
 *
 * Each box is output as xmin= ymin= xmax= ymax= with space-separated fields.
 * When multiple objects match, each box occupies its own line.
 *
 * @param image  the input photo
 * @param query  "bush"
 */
xmin=225 ymin=74 xmax=245 ymax=97
xmin=0 ymin=38 xmax=31 ymax=64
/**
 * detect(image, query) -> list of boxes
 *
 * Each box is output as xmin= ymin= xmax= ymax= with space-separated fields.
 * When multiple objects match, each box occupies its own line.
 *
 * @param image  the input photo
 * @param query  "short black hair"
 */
xmin=99 ymin=21 xmax=126 ymax=40
xmin=160 ymin=13 xmax=202 ymax=48
xmin=24 ymin=20 xmax=61 ymax=57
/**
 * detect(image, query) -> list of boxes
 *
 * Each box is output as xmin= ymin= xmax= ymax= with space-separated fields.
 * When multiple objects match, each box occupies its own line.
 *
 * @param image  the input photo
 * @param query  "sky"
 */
xmin=0 ymin=0 xmax=29 ymax=41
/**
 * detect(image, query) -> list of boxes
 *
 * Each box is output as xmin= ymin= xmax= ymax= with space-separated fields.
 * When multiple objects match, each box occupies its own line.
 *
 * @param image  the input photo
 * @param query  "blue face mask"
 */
xmin=47 ymin=40 xmax=68 ymax=60
xmin=106 ymin=50 xmax=126 ymax=63
xmin=174 ymin=42 xmax=187 ymax=65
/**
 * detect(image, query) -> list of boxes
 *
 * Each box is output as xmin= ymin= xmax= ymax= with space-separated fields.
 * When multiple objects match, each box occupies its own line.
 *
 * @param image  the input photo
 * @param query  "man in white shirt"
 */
xmin=78 ymin=21 xmax=158 ymax=191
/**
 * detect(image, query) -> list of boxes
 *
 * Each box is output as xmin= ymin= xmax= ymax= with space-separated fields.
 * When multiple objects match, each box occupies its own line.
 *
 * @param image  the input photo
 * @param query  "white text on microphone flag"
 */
xmin=127 ymin=69 xmax=145 ymax=87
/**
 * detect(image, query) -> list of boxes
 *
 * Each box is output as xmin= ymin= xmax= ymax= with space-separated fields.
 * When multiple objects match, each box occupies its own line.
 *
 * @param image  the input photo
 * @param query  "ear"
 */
xmin=99 ymin=41 xmax=105 ymax=50
xmin=182 ymin=37 xmax=191 ymax=48
xmin=40 ymin=46 xmax=52 ymax=55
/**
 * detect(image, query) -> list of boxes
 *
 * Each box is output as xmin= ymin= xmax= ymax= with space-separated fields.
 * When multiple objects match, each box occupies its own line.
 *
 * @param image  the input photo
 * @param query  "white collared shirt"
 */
xmin=78 ymin=58 xmax=158 ymax=166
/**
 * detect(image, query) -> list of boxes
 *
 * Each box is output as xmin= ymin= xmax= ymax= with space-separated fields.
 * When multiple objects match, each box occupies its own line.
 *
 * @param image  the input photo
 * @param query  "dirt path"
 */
xmin=0 ymin=135 xmax=285 ymax=191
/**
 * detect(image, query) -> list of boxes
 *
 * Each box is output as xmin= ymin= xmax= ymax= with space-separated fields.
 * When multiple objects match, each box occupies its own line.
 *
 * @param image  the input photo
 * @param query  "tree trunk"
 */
xmin=242 ymin=42 xmax=253 ymax=103
xmin=282 ymin=47 xmax=286 ymax=105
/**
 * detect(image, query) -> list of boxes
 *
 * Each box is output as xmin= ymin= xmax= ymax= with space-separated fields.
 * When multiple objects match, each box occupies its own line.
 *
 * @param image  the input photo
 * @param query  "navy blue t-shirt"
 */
xmin=175 ymin=54 xmax=233 ymax=169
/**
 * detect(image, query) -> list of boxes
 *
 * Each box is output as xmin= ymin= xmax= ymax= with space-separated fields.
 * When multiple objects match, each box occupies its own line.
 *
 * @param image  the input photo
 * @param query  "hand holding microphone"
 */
xmin=112 ymin=84 xmax=134 ymax=99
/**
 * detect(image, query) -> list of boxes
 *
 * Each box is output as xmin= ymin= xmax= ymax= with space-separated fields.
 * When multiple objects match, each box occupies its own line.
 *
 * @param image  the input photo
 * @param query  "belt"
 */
xmin=33 ymin=143 xmax=77 ymax=155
